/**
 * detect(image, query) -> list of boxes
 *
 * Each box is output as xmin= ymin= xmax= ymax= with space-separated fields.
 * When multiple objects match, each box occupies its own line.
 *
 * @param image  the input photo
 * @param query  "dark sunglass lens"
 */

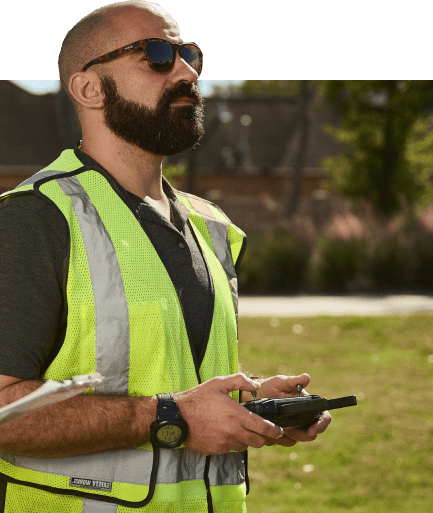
xmin=146 ymin=41 xmax=175 ymax=71
xmin=180 ymin=45 xmax=202 ymax=74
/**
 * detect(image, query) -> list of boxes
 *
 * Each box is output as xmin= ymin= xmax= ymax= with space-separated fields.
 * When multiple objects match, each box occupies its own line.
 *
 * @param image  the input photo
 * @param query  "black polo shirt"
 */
xmin=0 ymin=149 xmax=214 ymax=380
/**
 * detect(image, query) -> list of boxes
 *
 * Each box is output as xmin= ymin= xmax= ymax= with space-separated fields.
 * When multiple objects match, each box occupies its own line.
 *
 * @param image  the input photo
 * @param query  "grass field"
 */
xmin=238 ymin=315 xmax=433 ymax=513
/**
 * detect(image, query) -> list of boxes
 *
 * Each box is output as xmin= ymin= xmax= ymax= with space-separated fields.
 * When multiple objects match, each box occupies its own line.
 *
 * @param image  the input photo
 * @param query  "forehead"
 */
xmin=105 ymin=6 xmax=181 ymax=47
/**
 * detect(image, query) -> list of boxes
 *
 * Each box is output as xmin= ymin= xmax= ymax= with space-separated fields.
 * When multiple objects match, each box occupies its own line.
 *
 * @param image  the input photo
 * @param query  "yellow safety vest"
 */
xmin=0 ymin=150 xmax=248 ymax=513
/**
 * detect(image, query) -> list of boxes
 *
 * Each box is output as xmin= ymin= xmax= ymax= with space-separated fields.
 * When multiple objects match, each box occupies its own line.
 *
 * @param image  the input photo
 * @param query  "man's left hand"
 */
xmin=241 ymin=373 xmax=331 ymax=447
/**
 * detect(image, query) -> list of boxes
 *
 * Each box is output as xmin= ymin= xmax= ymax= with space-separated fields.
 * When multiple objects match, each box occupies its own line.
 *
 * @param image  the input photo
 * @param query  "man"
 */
xmin=0 ymin=1 xmax=331 ymax=512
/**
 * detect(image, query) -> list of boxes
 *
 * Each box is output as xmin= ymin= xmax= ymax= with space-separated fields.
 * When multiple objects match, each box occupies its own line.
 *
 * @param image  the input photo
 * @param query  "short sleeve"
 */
xmin=0 ymin=194 xmax=68 ymax=379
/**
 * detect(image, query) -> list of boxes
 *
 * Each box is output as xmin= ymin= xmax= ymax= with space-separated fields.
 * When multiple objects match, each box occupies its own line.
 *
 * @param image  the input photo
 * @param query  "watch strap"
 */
xmin=156 ymin=393 xmax=182 ymax=421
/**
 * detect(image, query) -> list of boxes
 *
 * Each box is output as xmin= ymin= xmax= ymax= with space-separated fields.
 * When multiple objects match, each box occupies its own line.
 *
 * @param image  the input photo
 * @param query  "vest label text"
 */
xmin=70 ymin=476 xmax=112 ymax=491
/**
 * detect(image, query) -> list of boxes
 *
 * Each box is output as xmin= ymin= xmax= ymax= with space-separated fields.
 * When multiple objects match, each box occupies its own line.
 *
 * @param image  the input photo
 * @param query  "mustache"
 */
xmin=160 ymin=82 xmax=203 ymax=106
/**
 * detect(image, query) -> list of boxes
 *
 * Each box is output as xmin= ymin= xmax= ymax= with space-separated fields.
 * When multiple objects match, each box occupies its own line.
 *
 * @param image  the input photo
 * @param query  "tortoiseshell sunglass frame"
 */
xmin=81 ymin=37 xmax=203 ymax=75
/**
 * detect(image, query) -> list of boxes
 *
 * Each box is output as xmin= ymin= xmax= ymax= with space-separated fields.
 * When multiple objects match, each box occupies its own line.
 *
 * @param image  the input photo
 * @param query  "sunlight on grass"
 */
xmin=239 ymin=315 xmax=433 ymax=513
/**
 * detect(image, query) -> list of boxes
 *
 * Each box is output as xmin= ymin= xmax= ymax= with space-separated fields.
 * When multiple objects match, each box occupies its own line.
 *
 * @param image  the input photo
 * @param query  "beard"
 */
xmin=101 ymin=75 xmax=205 ymax=156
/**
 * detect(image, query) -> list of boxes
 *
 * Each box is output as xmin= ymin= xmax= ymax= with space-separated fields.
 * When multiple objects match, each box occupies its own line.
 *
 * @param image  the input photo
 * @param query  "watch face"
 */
xmin=157 ymin=424 xmax=183 ymax=444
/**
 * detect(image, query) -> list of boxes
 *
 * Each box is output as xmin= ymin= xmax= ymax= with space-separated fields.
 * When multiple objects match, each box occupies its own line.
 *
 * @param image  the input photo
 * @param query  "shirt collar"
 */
xmin=73 ymin=146 xmax=191 ymax=229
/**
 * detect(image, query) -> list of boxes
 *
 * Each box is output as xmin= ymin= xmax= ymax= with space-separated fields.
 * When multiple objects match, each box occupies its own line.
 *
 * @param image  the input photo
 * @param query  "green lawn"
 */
xmin=238 ymin=315 xmax=433 ymax=513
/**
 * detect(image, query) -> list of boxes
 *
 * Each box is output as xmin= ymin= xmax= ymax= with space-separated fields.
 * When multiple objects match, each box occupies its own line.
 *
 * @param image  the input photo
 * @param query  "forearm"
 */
xmin=0 ymin=380 xmax=157 ymax=458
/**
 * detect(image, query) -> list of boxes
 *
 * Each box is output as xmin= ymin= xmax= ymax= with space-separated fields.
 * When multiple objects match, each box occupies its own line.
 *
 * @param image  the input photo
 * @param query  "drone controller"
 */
xmin=242 ymin=386 xmax=357 ymax=428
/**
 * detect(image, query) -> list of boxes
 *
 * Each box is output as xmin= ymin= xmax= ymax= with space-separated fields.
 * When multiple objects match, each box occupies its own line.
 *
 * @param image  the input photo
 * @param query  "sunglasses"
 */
xmin=82 ymin=37 xmax=203 ymax=75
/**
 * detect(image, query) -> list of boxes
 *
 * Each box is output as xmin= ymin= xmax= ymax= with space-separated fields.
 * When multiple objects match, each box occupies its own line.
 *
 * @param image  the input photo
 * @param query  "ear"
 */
xmin=68 ymin=71 xmax=105 ymax=109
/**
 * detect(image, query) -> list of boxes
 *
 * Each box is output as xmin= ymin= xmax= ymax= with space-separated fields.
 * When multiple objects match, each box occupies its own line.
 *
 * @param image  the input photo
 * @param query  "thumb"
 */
xmin=216 ymin=373 xmax=261 ymax=395
xmin=283 ymin=373 xmax=311 ymax=393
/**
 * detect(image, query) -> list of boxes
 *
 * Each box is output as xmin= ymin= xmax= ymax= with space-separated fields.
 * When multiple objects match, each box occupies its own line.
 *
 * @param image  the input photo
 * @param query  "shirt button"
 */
xmin=178 ymin=241 xmax=186 ymax=249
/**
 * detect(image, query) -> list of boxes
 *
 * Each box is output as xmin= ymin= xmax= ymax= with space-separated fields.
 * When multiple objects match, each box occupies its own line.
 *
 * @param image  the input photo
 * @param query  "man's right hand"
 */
xmin=175 ymin=373 xmax=284 ymax=455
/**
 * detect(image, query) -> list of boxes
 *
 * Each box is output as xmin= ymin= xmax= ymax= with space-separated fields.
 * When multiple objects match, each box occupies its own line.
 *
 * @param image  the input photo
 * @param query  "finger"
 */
xmin=215 ymin=373 xmax=261 ymax=395
xmin=221 ymin=442 xmax=249 ymax=454
xmin=283 ymin=426 xmax=317 ymax=442
xmin=270 ymin=373 xmax=310 ymax=397
xmin=237 ymin=430 xmax=267 ymax=449
xmin=285 ymin=373 xmax=310 ymax=392
xmin=212 ymin=429 xmax=267 ymax=453
xmin=243 ymin=414 xmax=283 ymax=440
xmin=307 ymin=410 xmax=332 ymax=436
xmin=263 ymin=435 xmax=297 ymax=447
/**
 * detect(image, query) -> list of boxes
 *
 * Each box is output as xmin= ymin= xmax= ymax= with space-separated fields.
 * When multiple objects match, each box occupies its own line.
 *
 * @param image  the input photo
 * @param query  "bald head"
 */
xmin=58 ymin=1 xmax=176 ymax=101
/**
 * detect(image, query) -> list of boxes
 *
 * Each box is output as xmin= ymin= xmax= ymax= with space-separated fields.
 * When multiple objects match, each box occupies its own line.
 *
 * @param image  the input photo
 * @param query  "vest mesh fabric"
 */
xmin=0 ymin=151 xmax=247 ymax=512
xmin=3 ymin=482 xmax=246 ymax=512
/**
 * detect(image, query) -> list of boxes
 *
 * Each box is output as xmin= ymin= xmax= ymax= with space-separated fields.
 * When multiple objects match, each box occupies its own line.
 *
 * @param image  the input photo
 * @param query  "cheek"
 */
xmin=114 ymin=73 xmax=164 ymax=108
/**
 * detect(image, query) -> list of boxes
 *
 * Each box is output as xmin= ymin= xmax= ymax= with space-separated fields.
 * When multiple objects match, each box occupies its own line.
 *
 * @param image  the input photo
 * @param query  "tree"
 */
xmin=212 ymin=80 xmax=312 ymax=218
xmin=405 ymin=114 xmax=433 ymax=207
xmin=319 ymin=80 xmax=433 ymax=215
xmin=284 ymin=80 xmax=311 ymax=219
xmin=234 ymin=80 xmax=301 ymax=96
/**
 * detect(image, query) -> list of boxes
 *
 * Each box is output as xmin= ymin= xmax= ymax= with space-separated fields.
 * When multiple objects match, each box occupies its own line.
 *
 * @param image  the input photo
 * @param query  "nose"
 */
xmin=169 ymin=51 xmax=199 ymax=84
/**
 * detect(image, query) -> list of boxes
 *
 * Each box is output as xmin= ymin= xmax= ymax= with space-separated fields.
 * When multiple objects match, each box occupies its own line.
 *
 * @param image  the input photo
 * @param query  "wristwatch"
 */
xmin=150 ymin=393 xmax=188 ymax=448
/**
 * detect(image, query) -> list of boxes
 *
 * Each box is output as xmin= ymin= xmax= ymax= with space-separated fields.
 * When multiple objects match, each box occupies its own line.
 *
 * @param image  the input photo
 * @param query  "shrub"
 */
xmin=237 ymin=231 xmax=309 ymax=294
xmin=411 ymin=237 xmax=433 ymax=291
xmin=307 ymin=237 xmax=370 ymax=293
xmin=237 ymin=235 xmax=265 ymax=293
xmin=237 ymin=230 xmax=432 ymax=295
xmin=255 ymin=231 xmax=310 ymax=293
xmin=369 ymin=236 xmax=415 ymax=292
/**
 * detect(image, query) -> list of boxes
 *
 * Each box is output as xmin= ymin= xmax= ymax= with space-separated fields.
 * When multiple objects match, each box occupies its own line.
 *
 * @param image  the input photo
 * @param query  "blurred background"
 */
xmin=3 ymin=79 xmax=433 ymax=295
xmin=2 ymin=79 xmax=432 ymax=512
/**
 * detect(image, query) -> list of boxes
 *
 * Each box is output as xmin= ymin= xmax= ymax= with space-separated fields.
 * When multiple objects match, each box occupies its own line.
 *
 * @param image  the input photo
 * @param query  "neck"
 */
xmin=80 ymin=130 xmax=166 ymax=202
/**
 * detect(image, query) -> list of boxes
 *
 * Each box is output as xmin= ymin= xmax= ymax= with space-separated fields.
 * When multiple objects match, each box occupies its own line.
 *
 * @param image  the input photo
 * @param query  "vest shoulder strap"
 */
xmin=0 ymin=150 xmax=85 ymax=200
xmin=174 ymin=189 xmax=247 ymax=269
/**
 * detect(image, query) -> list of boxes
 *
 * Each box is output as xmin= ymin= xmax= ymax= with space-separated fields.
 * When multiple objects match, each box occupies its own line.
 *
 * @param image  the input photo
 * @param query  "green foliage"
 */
xmin=235 ymin=80 xmax=301 ymax=96
xmin=308 ymin=237 xmax=370 ymax=293
xmin=405 ymin=115 xmax=433 ymax=207
xmin=319 ymin=80 xmax=433 ymax=215
xmin=208 ymin=80 xmax=433 ymax=217
xmin=238 ymin=230 xmax=433 ymax=294
xmin=237 ymin=231 xmax=309 ymax=293
xmin=238 ymin=315 xmax=433 ymax=513
xmin=256 ymin=231 xmax=309 ymax=293
xmin=369 ymin=236 xmax=415 ymax=291
xmin=412 ymin=237 xmax=433 ymax=290
xmin=236 ymin=234 xmax=264 ymax=292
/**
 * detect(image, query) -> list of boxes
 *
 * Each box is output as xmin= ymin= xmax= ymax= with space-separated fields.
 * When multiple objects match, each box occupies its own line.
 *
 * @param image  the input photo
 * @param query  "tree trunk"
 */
xmin=284 ymin=80 xmax=311 ymax=219
xmin=379 ymin=80 xmax=399 ymax=215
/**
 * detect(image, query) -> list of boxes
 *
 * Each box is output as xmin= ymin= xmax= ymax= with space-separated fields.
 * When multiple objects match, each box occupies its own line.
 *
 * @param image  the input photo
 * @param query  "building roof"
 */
xmin=0 ymin=81 xmax=61 ymax=165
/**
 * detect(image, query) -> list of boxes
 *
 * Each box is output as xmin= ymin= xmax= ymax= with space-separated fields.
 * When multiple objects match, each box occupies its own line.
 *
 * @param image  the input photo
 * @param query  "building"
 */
xmin=0 ymin=81 xmax=341 ymax=231
xmin=165 ymin=92 xmax=342 ymax=231
xmin=0 ymin=81 xmax=80 ymax=193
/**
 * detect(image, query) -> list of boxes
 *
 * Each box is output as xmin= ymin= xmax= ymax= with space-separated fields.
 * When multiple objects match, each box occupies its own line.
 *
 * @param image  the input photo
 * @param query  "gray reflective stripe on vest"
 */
xmin=1 ymin=448 xmax=245 ymax=487
xmin=56 ymin=175 xmax=130 ymax=395
xmin=208 ymin=452 xmax=246 ymax=487
xmin=82 ymin=499 xmax=118 ymax=513
xmin=186 ymin=197 xmax=239 ymax=320
xmin=16 ymin=169 xmax=68 ymax=189
xmin=186 ymin=197 xmax=236 ymax=280
xmin=78 ymin=452 xmax=246 ymax=512
xmin=187 ymin=196 xmax=239 ymax=326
